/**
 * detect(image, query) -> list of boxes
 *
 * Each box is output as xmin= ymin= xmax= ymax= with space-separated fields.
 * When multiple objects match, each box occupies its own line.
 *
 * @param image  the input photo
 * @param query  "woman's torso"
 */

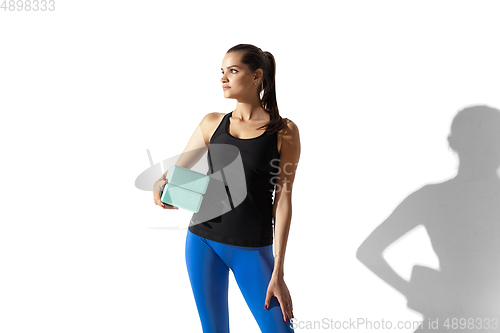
xmin=188 ymin=111 xmax=281 ymax=247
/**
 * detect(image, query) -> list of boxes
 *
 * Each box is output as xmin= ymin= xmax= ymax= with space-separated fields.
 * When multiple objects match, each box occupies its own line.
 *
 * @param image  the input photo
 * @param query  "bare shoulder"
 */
xmin=284 ymin=118 xmax=299 ymax=132
xmin=279 ymin=118 xmax=300 ymax=139
xmin=277 ymin=118 xmax=300 ymax=155
xmin=200 ymin=112 xmax=226 ymax=144
xmin=200 ymin=112 xmax=225 ymax=125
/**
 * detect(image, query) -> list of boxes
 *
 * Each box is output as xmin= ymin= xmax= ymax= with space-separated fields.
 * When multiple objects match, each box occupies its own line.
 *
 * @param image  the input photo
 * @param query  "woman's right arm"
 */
xmin=153 ymin=113 xmax=219 ymax=209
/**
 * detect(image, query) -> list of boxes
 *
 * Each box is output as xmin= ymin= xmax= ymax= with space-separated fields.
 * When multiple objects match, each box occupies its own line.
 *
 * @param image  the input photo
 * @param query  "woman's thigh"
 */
xmin=214 ymin=242 xmax=295 ymax=333
xmin=185 ymin=230 xmax=230 ymax=333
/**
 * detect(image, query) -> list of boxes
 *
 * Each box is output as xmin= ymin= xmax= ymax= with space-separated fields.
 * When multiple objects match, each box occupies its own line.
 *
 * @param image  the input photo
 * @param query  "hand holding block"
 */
xmin=160 ymin=165 xmax=210 ymax=213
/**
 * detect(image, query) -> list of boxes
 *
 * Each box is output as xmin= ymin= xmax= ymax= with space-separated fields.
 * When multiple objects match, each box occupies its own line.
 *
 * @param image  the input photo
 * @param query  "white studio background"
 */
xmin=1 ymin=1 xmax=500 ymax=332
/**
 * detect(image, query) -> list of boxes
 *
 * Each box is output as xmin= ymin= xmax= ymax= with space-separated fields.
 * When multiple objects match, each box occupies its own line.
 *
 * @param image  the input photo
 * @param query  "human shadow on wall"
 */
xmin=356 ymin=105 xmax=500 ymax=332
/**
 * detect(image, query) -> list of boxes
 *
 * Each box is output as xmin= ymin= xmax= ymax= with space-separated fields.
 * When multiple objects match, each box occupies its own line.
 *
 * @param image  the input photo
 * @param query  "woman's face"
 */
xmin=220 ymin=52 xmax=260 ymax=100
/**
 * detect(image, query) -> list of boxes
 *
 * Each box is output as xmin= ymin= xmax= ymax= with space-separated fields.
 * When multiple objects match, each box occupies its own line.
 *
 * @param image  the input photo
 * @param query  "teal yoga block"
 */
xmin=161 ymin=183 xmax=203 ymax=213
xmin=160 ymin=165 xmax=210 ymax=213
xmin=166 ymin=165 xmax=210 ymax=194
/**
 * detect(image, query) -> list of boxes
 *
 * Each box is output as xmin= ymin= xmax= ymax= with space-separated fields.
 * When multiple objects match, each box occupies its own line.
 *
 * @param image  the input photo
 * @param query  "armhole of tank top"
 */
xmin=274 ymin=131 xmax=281 ymax=157
xmin=262 ymin=131 xmax=280 ymax=158
xmin=209 ymin=113 xmax=229 ymax=144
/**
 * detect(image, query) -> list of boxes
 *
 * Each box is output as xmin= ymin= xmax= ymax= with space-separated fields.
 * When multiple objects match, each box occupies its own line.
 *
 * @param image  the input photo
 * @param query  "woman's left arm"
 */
xmin=264 ymin=119 xmax=301 ymax=323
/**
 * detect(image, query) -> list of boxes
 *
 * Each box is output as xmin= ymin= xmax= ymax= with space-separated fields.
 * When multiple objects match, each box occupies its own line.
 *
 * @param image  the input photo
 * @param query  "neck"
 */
xmin=233 ymin=100 xmax=267 ymax=121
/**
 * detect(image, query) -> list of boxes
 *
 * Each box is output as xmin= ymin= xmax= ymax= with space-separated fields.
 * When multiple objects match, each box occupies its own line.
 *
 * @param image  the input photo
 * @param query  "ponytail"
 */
xmin=226 ymin=44 xmax=287 ymax=134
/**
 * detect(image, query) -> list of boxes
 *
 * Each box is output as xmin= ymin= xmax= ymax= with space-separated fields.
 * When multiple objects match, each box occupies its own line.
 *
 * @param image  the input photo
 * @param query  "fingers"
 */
xmin=162 ymin=204 xmax=179 ymax=209
xmin=285 ymin=298 xmax=294 ymax=322
xmin=277 ymin=295 xmax=294 ymax=322
xmin=265 ymin=285 xmax=294 ymax=322
xmin=264 ymin=291 xmax=272 ymax=310
xmin=279 ymin=297 xmax=287 ymax=322
xmin=159 ymin=202 xmax=179 ymax=209
xmin=160 ymin=178 xmax=167 ymax=192
xmin=153 ymin=179 xmax=179 ymax=209
xmin=153 ymin=178 xmax=168 ymax=192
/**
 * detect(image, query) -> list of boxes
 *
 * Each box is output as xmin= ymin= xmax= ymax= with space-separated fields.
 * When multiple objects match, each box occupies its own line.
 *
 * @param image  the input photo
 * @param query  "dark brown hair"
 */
xmin=226 ymin=44 xmax=287 ymax=134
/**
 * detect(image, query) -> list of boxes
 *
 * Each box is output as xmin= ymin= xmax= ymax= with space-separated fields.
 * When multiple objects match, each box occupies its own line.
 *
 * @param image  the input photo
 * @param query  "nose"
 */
xmin=221 ymin=75 xmax=227 ymax=83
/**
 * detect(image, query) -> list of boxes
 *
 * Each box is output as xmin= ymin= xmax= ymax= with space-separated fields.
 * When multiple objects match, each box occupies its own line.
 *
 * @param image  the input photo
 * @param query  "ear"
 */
xmin=254 ymin=68 xmax=263 ymax=81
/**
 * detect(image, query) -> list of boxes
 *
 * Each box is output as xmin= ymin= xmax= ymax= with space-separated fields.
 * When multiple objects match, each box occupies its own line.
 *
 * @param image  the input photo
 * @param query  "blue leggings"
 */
xmin=185 ymin=229 xmax=294 ymax=333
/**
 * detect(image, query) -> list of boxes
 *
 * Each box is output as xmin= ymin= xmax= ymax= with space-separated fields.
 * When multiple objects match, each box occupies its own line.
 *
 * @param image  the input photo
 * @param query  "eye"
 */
xmin=221 ymin=69 xmax=238 ymax=74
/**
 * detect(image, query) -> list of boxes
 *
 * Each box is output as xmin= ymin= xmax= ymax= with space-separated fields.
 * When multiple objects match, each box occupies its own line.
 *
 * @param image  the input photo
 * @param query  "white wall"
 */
xmin=2 ymin=1 xmax=500 ymax=332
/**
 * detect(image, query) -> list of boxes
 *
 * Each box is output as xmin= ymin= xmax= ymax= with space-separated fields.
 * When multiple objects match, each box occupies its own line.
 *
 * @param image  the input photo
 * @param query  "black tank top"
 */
xmin=188 ymin=111 xmax=280 ymax=247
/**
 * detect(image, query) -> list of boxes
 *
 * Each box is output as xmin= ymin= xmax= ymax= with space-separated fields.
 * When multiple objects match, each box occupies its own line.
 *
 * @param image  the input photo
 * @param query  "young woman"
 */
xmin=153 ymin=44 xmax=300 ymax=332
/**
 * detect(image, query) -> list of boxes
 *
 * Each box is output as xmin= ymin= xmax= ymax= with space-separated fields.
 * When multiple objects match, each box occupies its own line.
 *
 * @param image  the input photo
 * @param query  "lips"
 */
xmin=223 ymin=86 xmax=230 ymax=90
